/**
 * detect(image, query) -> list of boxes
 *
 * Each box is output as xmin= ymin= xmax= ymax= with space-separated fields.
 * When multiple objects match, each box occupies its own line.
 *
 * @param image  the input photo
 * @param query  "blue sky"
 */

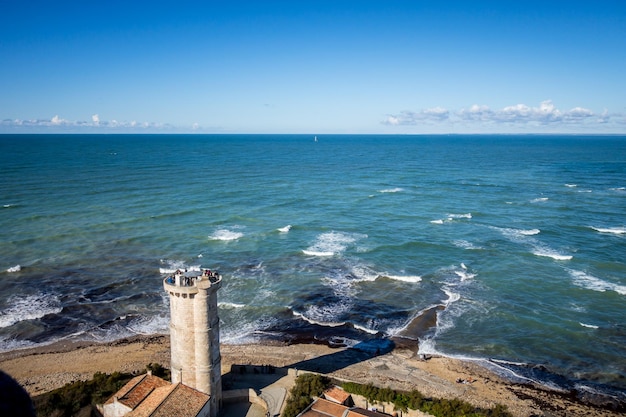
xmin=1 ymin=1 xmax=625 ymax=134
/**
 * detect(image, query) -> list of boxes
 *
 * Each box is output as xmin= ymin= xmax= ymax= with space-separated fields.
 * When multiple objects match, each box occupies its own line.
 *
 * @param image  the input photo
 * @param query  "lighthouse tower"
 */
xmin=164 ymin=269 xmax=222 ymax=417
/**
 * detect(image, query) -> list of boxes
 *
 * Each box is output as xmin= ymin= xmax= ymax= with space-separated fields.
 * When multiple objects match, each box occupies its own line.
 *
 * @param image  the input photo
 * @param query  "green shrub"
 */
xmin=282 ymin=373 xmax=332 ymax=417
xmin=340 ymin=380 xmax=513 ymax=417
xmin=146 ymin=362 xmax=170 ymax=381
xmin=33 ymin=364 xmax=169 ymax=417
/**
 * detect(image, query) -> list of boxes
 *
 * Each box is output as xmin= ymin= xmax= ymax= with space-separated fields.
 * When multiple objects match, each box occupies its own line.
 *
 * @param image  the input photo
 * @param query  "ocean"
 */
xmin=1 ymin=134 xmax=625 ymax=403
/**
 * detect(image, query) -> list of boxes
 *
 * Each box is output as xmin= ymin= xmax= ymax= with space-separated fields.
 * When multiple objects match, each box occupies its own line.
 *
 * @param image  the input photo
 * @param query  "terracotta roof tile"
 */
xmin=300 ymin=399 xmax=390 ymax=417
xmin=323 ymin=386 xmax=352 ymax=404
xmin=310 ymin=398 xmax=349 ymax=417
xmin=106 ymin=374 xmax=170 ymax=409
xmin=125 ymin=385 xmax=175 ymax=417
xmin=151 ymin=384 xmax=209 ymax=417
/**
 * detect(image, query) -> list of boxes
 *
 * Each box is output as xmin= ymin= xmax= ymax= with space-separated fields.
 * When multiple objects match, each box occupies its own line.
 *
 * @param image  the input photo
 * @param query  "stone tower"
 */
xmin=164 ymin=269 xmax=222 ymax=417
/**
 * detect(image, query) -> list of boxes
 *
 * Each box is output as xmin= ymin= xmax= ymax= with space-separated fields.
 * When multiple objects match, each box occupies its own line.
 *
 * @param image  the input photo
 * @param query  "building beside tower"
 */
xmin=99 ymin=268 xmax=223 ymax=417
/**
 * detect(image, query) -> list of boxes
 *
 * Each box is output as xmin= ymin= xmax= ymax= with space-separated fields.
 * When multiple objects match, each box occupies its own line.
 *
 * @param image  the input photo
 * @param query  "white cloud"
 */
xmin=457 ymin=104 xmax=494 ymax=121
xmin=459 ymin=100 xmax=598 ymax=125
xmin=383 ymin=107 xmax=450 ymax=125
xmin=50 ymin=115 xmax=66 ymax=125
xmin=0 ymin=115 xmax=179 ymax=132
xmin=566 ymin=107 xmax=594 ymax=120
xmin=385 ymin=100 xmax=622 ymax=132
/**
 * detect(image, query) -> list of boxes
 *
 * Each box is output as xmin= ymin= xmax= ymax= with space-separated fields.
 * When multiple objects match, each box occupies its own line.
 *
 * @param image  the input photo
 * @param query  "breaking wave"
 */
xmin=0 ymin=293 xmax=63 ymax=328
xmin=379 ymin=187 xmax=404 ymax=193
xmin=302 ymin=231 xmax=366 ymax=257
xmin=569 ymin=269 xmax=626 ymax=295
xmin=590 ymin=226 xmax=626 ymax=235
xmin=209 ymin=228 xmax=244 ymax=241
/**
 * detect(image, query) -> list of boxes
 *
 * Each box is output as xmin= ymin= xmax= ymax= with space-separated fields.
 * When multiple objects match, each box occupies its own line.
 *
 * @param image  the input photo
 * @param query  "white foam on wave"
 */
xmin=494 ymin=226 xmax=571 ymax=260
xmin=158 ymin=259 xmax=202 ymax=274
xmin=532 ymin=249 xmax=572 ymax=261
xmin=454 ymin=270 xmax=476 ymax=281
xmin=432 ymin=214 xmax=472 ymax=225
xmin=447 ymin=213 xmax=472 ymax=219
xmin=303 ymin=231 xmax=365 ymax=257
xmin=209 ymin=228 xmax=244 ymax=241
xmin=565 ymin=184 xmax=577 ymax=188
xmin=379 ymin=187 xmax=404 ymax=193
xmin=530 ymin=197 xmax=549 ymax=203
xmin=417 ymin=337 xmax=439 ymax=356
xmin=484 ymin=359 xmax=539 ymax=384
xmin=569 ymin=269 xmax=626 ymax=295
xmin=348 ymin=264 xmax=379 ymax=283
xmin=590 ymin=226 xmax=626 ymax=235
xmin=125 ymin=314 xmax=169 ymax=335
xmin=292 ymin=309 xmax=347 ymax=328
xmin=302 ymin=250 xmax=334 ymax=257
xmin=0 ymin=293 xmax=62 ymax=328
xmin=218 ymin=301 xmax=246 ymax=309
xmin=6 ymin=265 xmax=21 ymax=273
xmin=0 ymin=335 xmax=37 ymax=352
xmin=453 ymin=240 xmax=482 ymax=250
xmin=579 ymin=322 xmax=599 ymax=329
xmin=495 ymin=226 xmax=541 ymax=239
xmin=353 ymin=323 xmax=380 ymax=335
xmin=221 ymin=316 xmax=280 ymax=344
xmin=277 ymin=225 xmax=292 ymax=233
xmin=443 ymin=288 xmax=461 ymax=305
xmin=384 ymin=274 xmax=422 ymax=283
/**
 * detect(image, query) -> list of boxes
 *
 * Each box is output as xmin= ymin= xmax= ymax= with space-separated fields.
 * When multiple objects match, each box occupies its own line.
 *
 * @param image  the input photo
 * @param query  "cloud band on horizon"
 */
xmin=383 ymin=100 xmax=624 ymax=130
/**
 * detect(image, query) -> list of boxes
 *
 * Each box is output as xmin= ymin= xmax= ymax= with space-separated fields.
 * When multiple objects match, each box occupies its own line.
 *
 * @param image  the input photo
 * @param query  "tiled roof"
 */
xmin=346 ymin=408 xmax=387 ymax=417
xmin=106 ymin=374 xmax=170 ymax=409
xmin=323 ymin=386 xmax=352 ymax=404
xmin=150 ymin=384 xmax=209 ymax=417
xmin=125 ymin=385 xmax=175 ymax=417
xmin=105 ymin=374 xmax=209 ymax=417
xmin=299 ymin=398 xmax=390 ymax=417
xmin=309 ymin=398 xmax=349 ymax=416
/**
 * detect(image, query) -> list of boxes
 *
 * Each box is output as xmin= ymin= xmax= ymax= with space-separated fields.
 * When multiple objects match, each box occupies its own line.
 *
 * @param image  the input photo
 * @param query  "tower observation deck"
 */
xmin=164 ymin=269 xmax=222 ymax=417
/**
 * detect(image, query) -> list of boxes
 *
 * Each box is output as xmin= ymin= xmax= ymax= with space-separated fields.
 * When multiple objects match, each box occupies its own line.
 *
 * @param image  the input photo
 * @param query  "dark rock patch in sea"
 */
xmin=288 ymin=287 xmax=413 ymax=337
xmin=396 ymin=304 xmax=444 ymax=340
xmin=253 ymin=307 xmax=386 ymax=349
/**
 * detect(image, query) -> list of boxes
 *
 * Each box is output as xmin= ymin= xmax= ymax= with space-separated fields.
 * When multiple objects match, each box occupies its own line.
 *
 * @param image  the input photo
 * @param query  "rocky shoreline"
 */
xmin=0 ymin=334 xmax=622 ymax=417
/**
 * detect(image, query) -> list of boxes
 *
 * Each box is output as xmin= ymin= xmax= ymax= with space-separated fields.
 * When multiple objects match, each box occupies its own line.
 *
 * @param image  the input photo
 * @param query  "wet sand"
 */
xmin=0 ymin=334 xmax=622 ymax=417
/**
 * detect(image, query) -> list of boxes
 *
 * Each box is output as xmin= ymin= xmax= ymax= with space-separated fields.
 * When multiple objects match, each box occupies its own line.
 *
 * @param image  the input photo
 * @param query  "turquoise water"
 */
xmin=1 ymin=134 xmax=625 ymax=400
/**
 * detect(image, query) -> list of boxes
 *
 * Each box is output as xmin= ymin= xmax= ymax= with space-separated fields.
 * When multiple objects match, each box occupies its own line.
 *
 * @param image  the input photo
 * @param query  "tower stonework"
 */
xmin=164 ymin=269 xmax=222 ymax=417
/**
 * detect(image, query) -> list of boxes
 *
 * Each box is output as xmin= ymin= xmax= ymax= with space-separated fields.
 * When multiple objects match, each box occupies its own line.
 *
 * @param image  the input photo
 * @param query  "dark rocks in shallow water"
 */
xmin=574 ymin=387 xmax=626 ymax=412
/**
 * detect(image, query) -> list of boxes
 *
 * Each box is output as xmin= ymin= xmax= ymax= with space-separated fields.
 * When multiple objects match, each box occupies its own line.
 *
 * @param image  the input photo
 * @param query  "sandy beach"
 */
xmin=0 ymin=334 xmax=621 ymax=417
